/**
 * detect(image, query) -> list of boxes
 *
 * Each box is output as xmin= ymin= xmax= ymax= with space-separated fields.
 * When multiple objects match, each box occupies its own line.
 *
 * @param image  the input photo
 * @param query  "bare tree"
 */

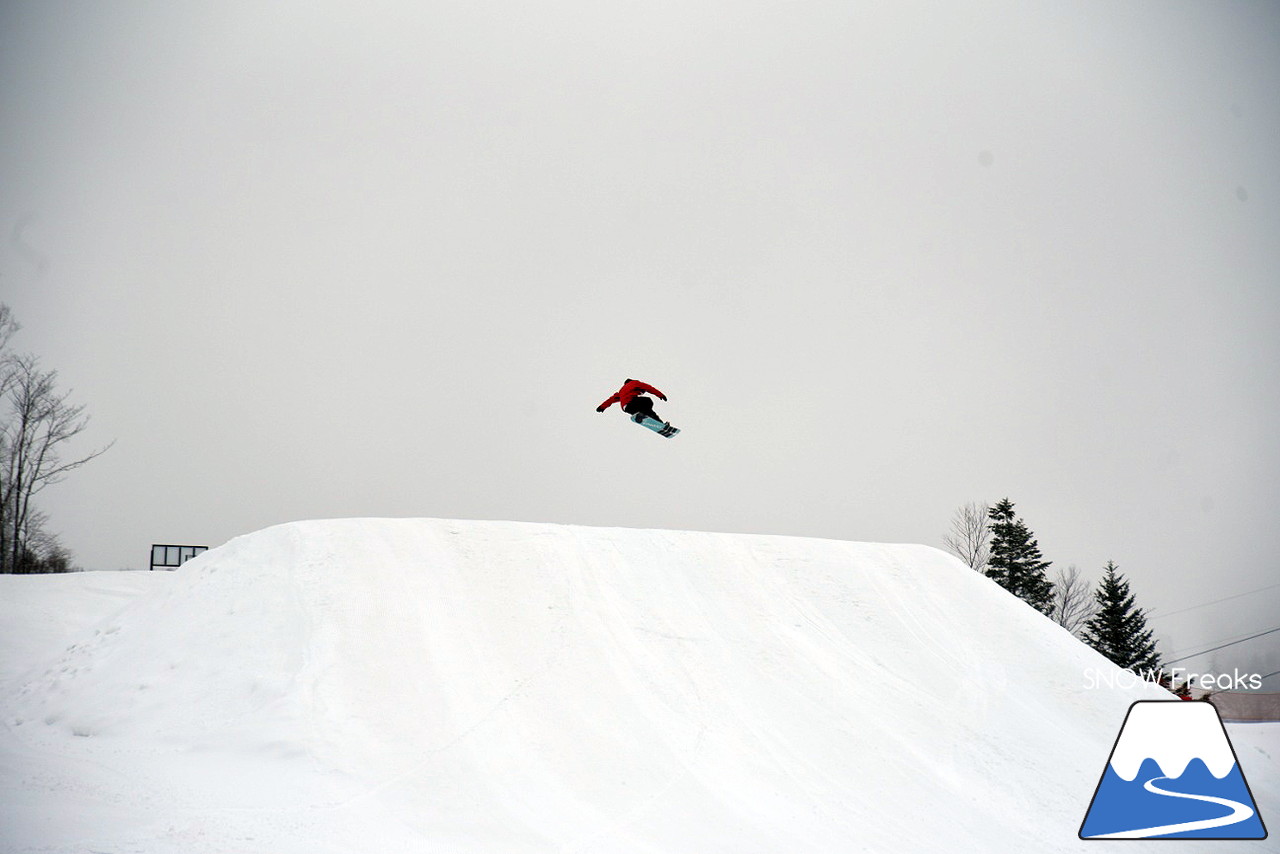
xmin=0 ymin=305 xmax=17 ymax=352
xmin=943 ymin=501 xmax=990 ymax=572
xmin=1050 ymin=564 xmax=1096 ymax=636
xmin=13 ymin=508 xmax=73 ymax=573
xmin=0 ymin=305 xmax=18 ymax=396
xmin=0 ymin=308 xmax=111 ymax=573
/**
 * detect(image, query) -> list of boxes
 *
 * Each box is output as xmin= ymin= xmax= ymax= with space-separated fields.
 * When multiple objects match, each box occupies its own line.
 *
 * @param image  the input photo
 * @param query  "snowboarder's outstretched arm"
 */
xmin=633 ymin=381 xmax=667 ymax=401
xmin=597 ymin=379 xmax=668 ymax=412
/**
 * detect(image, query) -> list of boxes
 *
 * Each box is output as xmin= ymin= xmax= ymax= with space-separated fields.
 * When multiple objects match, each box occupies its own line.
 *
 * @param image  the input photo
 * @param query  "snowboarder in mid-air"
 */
xmin=596 ymin=378 xmax=679 ymax=437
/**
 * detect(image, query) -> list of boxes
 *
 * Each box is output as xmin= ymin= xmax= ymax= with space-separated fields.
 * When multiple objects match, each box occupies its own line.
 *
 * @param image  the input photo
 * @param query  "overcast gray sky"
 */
xmin=2 ymin=1 xmax=1277 ymax=675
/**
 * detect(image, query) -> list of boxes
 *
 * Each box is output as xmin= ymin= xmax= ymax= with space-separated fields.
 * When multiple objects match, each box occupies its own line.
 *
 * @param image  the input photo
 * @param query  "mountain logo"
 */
xmin=1080 ymin=700 xmax=1267 ymax=840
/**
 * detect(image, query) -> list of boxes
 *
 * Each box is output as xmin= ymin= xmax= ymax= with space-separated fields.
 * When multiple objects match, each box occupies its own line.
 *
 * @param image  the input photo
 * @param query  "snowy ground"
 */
xmin=1 ymin=519 xmax=1274 ymax=853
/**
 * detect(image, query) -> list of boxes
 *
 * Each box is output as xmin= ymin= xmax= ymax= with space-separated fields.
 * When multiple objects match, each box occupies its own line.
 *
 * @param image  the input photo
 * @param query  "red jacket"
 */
xmin=597 ymin=379 xmax=667 ymax=412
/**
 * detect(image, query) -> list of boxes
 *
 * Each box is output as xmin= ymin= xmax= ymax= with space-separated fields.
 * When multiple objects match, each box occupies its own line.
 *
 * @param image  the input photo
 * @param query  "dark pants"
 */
xmin=623 ymin=396 xmax=660 ymax=421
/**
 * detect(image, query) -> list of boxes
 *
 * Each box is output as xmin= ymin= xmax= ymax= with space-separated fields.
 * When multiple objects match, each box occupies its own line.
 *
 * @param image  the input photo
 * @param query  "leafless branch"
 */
xmin=943 ymin=501 xmax=990 ymax=572
xmin=0 ymin=312 xmax=112 ymax=572
xmin=1050 ymin=564 xmax=1097 ymax=636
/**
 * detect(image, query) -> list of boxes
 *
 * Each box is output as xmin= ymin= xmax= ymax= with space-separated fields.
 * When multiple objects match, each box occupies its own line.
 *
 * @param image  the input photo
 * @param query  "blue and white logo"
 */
xmin=1080 ymin=700 xmax=1267 ymax=839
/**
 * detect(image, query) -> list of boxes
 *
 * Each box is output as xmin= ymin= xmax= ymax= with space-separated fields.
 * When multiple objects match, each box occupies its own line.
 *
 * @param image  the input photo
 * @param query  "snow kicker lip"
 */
xmin=1079 ymin=700 xmax=1268 ymax=840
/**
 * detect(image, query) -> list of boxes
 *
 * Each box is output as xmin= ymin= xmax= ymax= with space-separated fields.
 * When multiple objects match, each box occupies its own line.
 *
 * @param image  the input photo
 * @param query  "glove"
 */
xmin=596 ymin=405 xmax=605 ymax=412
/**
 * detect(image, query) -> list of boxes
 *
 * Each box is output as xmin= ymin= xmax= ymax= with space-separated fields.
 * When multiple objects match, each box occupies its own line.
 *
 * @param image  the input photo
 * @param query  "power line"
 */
xmin=1259 ymin=670 xmax=1280 ymax=683
xmin=1162 ymin=626 xmax=1280 ymax=666
xmin=1165 ymin=624 xmax=1279 ymax=657
xmin=1147 ymin=582 xmax=1280 ymax=620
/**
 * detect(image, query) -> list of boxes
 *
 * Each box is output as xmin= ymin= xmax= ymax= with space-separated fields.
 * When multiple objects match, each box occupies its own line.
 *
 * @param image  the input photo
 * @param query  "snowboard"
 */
xmin=631 ymin=412 xmax=680 ymax=438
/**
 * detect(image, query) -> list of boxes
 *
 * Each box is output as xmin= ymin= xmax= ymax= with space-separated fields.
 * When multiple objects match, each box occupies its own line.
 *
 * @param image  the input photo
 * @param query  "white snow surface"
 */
xmin=1108 ymin=701 xmax=1239 ymax=781
xmin=1 ymin=518 xmax=1275 ymax=853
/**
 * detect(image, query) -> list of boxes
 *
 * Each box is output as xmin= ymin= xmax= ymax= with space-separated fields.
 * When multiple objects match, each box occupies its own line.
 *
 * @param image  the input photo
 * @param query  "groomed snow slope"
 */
xmin=2 ymin=519 xmax=1274 ymax=853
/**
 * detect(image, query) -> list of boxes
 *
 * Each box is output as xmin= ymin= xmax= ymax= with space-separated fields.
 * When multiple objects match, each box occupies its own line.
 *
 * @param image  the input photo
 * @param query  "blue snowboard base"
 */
xmin=631 ymin=413 xmax=680 ymax=438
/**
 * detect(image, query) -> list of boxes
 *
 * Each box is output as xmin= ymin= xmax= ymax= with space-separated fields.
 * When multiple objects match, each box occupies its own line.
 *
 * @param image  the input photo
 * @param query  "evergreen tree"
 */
xmin=1082 ymin=561 xmax=1161 ymax=677
xmin=985 ymin=498 xmax=1055 ymax=615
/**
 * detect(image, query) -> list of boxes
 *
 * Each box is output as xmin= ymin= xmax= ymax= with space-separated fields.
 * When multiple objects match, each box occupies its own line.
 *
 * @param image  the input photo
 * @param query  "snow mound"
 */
xmin=3 ymin=518 xmax=1271 ymax=853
